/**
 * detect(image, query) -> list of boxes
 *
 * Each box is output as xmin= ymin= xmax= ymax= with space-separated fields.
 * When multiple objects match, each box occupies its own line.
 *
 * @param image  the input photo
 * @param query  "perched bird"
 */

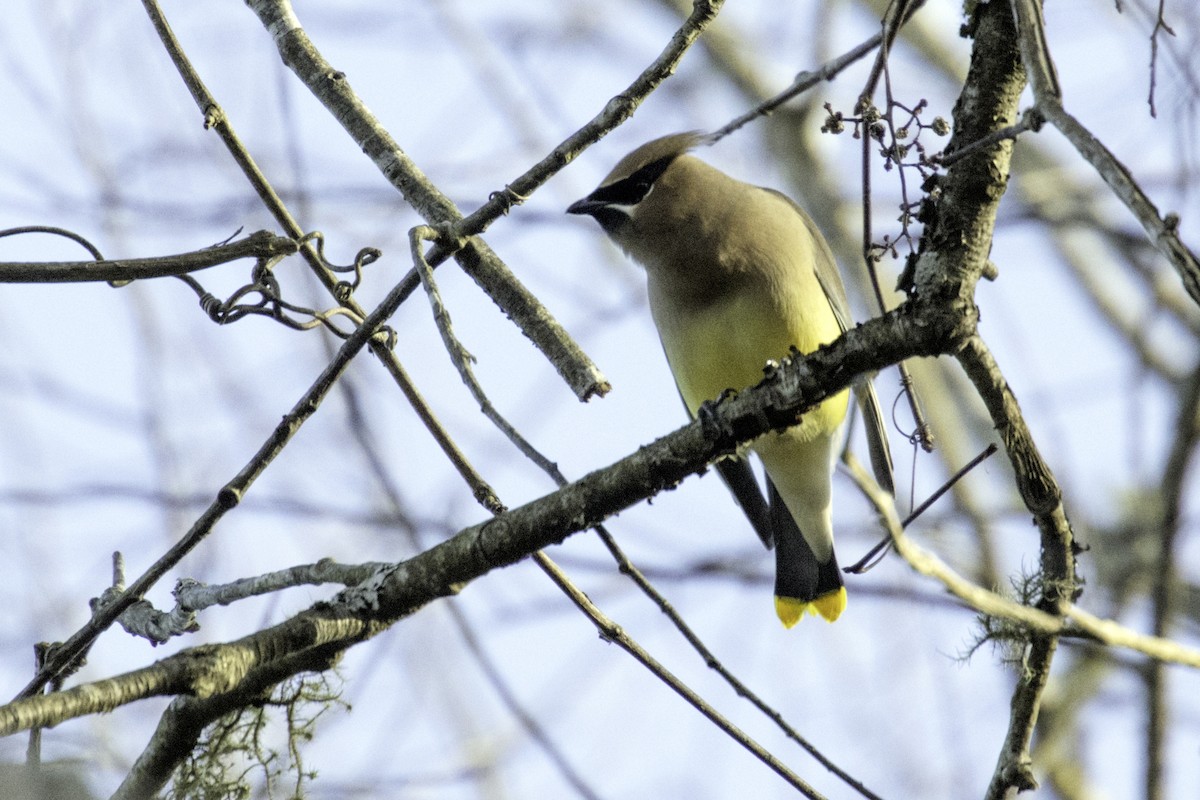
xmin=568 ymin=132 xmax=893 ymax=626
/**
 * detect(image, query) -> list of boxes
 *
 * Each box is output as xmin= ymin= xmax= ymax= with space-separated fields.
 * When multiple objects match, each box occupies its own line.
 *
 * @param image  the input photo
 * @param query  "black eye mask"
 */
xmin=589 ymin=154 xmax=678 ymax=206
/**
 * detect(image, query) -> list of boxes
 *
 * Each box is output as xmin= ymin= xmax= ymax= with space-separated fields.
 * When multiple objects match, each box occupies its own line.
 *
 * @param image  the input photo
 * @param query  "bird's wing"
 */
xmin=715 ymin=457 xmax=774 ymax=549
xmin=850 ymin=376 xmax=896 ymax=494
xmin=763 ymin=187 xmax=895 ymax=495
xmin=676 ymin=383 xmax=775 ymax=549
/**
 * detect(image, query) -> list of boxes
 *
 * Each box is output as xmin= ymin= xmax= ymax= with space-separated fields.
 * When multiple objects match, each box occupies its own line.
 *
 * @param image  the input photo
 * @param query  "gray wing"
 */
xmin=678 ymin=384 xmax=774 ymax=549
xmin=849 ymin=374 xmax=896 ymax=495
xmin=715 ymin=457 xmax=774 ymax=549
xmin=764 ymin=188 xmax=895 ymax=495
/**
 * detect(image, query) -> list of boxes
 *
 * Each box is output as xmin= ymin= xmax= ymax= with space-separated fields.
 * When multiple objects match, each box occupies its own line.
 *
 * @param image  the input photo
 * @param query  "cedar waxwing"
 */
xmin=568 ymin=132 xmax=894 ymax=627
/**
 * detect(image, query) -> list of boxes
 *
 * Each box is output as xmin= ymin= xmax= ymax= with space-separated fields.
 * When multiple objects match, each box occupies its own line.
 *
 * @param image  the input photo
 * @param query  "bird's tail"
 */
xmin=768 ymin=477 xmax=845 ymax=627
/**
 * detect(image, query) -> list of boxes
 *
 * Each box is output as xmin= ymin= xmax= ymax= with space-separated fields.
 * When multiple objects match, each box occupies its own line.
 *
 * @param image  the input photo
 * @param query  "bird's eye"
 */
xmin=594 ymin=176 xmax=654 ymax=206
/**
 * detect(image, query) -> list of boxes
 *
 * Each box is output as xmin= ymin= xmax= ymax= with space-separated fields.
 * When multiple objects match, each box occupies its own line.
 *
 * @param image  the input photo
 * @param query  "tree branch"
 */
xmin=243 ymin=0 xmax=626 ymax=401
xmin=1143 ymin=358 xmax=1200 ymax=798
xmin=0 ymin=230 xmax=296 ymax=283
xmin=12 ymin=256 xmax=408 ymax=700
xmin=0 ymin=299 xmax=951 ymax=736
xmin=531 ymin=552 xmax=829 ymax=799
xmin=139 ymin=0 xmax=506 ymax=512
xmin=1009 ymin=0 xmax=1200 ymax=306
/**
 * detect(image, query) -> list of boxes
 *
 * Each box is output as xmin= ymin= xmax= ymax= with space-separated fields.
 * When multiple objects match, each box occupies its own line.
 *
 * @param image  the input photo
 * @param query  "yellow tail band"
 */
xmin=774 ymin=587 xmax=847 ymax=628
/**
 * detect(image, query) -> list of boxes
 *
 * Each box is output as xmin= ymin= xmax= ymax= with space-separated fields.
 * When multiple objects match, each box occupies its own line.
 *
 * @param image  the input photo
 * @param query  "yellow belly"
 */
xmin=658 ymin=288 xmax=849 ymax=441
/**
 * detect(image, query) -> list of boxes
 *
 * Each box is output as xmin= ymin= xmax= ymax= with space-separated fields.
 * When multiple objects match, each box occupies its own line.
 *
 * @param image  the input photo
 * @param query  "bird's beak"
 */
xmin=566 ymin=197 xmax=607 ymax=217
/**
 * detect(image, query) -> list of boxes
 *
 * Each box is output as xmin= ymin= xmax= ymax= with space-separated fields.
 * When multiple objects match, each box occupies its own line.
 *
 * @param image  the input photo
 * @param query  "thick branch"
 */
xmin=0 ymin=303 xmax=949 ymax=737
xmin=913 ymin=5 xmax=1026 ymax=309
xmin=12 ymin=254 xmax=401 ymax=700
xmin=897 ymin=2 xmax=1074 ymax=796
xmin=112 ymin=640 xmax=342 ymax=800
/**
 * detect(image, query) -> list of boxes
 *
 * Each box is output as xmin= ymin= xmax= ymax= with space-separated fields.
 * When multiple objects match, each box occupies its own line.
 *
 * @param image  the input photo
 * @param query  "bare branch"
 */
xmin=410 ymin=225 xmax=562 ymax=477
xmin=708 ymin=30 xmax=887 ymax=143
xmin=589 ymin=524 xmax=885 ymax=800
xmin=0 ymin=230 xmax=296 ymax=283
xmin=843 ymin=458 xmax=1200 ymax=667
xmin=1144 ymin=359 xmax=1200 ymax=798
xmin=242 ymin=0 xmax=622 ymax=401
xmin=1147 ymin=0 xmax=1176 ymax=117
xmin=454 ymin=0 xmax=731 ymax=235
xmin=531 ymin=552 xmax=829 ymax=800
xmin=102 ymin=559 xmax=388 ymax=646
xmin=1010 ymin=0 xmax=1200 ymax=306
xmin=139 ymin=0 xmax=506 ymax=512
xmin=13 ymin=263 xmax=407 ymax=700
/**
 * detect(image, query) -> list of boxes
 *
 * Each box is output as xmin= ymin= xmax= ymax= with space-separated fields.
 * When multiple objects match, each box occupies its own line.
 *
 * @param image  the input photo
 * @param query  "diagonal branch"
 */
xmin=243 ymin=0 xmax=622 ymax=401
xmin=844 ymin=453 xmax=1200 ymax=667
xmin=453 ymin=0 xmax=730 ymax=236
xmin=139 ymin=0 xmax=504 ymax=513
xmin=0 ymin=300 xmax=951 ymax=737
xmin=1009 ymin=0 xmax=1200 ymax=306
xmin=531 ymin=551 xmax=829 ymax=800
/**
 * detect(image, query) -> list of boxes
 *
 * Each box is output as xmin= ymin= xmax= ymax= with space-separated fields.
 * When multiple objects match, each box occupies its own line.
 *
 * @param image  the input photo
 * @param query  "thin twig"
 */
xmin=1146 ymin=0 xmax=1175 ymax=118
xmin=446 ymin=594 xmax=602 ymax=800
xmin=860 ymin=0 xmax=924 ymax=101
xmin=848 ymin=2 xmax=936 ymax=456
xmin=410 ymin=226 xmax=561 ymax=478
xmin=933 ymin=107 xmax=1042 ymax=168
xmin=844 ymin=443 xmax=998 ymax=574
xmin=1009 ymin=0 xmax=1200 ymax=306
xmin=0 ymin=225 xmax=104 ymax=259
xmin=140 ymin=0 xmax=505 ymax=512
xmin=708 ymin=33 xmax=886 ymax=142
xmin=531 ymin=552 xmax=829 ymax=800
xmin=0 ymin=230 xmax=296 ymax=283
xmin=589 ymin=526 xmax=886 ymax=800
xmin=244 ymin=0 xmax=613 ymax=401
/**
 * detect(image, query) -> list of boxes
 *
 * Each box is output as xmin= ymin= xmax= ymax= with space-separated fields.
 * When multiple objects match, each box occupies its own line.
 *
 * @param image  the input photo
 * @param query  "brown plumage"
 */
xmin=569 ymin=134 xmax=893 ymax=625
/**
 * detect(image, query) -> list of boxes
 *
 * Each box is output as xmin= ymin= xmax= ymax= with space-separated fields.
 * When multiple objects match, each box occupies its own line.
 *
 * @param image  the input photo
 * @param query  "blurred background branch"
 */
xmin=0 ymin=1 xmax=1197 ymax=798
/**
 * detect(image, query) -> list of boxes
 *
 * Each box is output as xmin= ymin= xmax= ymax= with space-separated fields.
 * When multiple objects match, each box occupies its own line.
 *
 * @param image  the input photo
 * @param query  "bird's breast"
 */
xmin=648 ymin=274 xmax=848 ymax=441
